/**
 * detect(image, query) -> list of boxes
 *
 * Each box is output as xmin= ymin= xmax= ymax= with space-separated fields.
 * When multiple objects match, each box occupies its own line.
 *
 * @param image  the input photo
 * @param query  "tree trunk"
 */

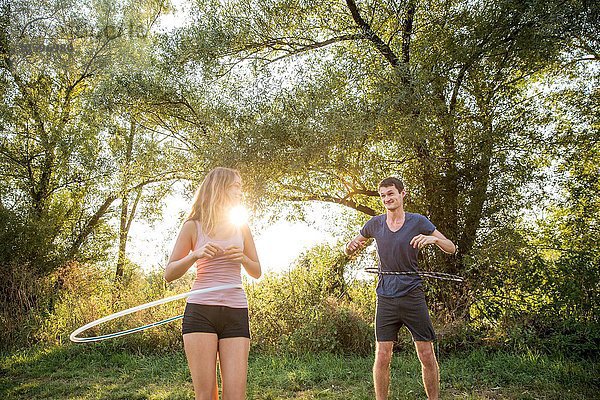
xmin=115 ymin=118 xmax=136 ymax=279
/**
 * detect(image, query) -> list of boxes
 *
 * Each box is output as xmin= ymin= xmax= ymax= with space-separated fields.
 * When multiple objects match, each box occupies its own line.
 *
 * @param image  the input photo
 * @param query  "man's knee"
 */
xmin=416 ymin=343 xmax=437 ymax=369
xmin=374 ymin=343 xmax=393 ymax=370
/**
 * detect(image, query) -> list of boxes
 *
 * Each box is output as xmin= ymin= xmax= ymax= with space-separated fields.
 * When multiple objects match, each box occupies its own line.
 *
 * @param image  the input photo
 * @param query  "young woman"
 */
xmin=164 ymin=167 xmax=261 ymax=400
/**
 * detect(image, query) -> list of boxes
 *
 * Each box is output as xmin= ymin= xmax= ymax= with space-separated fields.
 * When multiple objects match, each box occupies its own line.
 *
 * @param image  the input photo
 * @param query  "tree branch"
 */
xmin=237 ymin=34 xmax=364 ymax=61
xmin=401 ymin=2 xmax=415 ymax=65
xmin=67 ymin=194 xmax=118 ymax=259
xmin=283 ymin=193 xmax=377 ymax=216
xmin=346 ymin=0 xmax=401 ymax=67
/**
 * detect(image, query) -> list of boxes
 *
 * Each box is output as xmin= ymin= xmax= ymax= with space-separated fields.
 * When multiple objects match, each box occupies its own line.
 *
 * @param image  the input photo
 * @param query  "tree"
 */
xmin=534 ymin=61 xmax=599 ymax=323
xmin=171 ymin=0 xmax=598 ymax=316
xmin=1 ymin=0 xmax=124 ymax=270
xmin=0 ymin=0 xmax=195 ymax=345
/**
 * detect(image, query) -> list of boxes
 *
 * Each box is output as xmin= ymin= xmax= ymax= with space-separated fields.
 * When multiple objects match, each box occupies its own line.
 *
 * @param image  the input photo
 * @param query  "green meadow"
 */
xmin=1 ymin=345 xmax=597 ymax=399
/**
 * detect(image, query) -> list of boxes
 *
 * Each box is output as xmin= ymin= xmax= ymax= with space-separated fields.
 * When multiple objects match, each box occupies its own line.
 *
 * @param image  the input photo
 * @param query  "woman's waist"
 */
xmin=191 ymin=275 xmax=243 ymax=289
xmin=187 ymin=281 xmax=247 ymax=307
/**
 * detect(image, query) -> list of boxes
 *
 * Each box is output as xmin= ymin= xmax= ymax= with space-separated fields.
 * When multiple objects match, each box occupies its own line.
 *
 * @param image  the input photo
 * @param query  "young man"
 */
xmin=345 ymin=177 xmax=456 ymax=400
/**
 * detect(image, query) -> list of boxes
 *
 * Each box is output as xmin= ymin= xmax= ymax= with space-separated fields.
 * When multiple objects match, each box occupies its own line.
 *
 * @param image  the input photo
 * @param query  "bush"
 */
xmin=247 ymin=245 xmax=375 ymax=355
xmin=0 ymin=262 xmax=54 ymax=350
xmin=499 ymin=316 xmax=600 ymax=358
xmin=37 ymin=262 xmax=192 ymax=352
xmin=0 ymin=208 xmax=60 ymax=350
xmin=4 ymin=240 xmax=596 ymax=359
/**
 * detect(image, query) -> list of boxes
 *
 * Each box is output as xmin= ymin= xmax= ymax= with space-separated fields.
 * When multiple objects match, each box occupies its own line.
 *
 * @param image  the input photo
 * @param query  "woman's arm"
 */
xmin=240 ymin=224 xmax=261 ymax=279
xmin=222 ymin=224 xmax=262 ymax=279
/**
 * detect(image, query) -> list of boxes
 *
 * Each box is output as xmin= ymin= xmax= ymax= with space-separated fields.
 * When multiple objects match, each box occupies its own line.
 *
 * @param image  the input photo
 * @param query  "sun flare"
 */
xmin=229 ymin=205 xmax=249 ymax=227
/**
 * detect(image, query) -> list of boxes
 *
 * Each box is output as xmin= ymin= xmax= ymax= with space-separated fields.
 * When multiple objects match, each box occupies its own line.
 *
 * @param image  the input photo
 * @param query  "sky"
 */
xmin=126 ymin=190 xmax=340 ymax=276
xmin=154 ymin=0 xmax=193 ymax=32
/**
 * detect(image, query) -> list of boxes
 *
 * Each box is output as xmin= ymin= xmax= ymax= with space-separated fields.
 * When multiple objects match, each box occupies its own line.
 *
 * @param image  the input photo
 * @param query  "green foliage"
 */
xmin=3 ymin=242 xmax=597 ymax=358
xmin=166 ymin=0 xmax=598 ymax=323
xmin=501 ymin=318 xmax=600 ymax=358
xmin=248 ymin=244 xmax=374 ymax=355
xmin=1 ymin=261 xmax=190 ymax=352
xmin=465 ymin=223 xmax=600 ymax=358
xmin=3 ymin=248 xmax=375 ymax=354
xmin=0 ymin=208 xmax=66 ymax=348
xmin=0 ymin=0 xmax=598 ymax=358
xmin=0 ymin=263 xmax=54 ymax=350
xmin=0 ymin=0 xmax=207 ymax=341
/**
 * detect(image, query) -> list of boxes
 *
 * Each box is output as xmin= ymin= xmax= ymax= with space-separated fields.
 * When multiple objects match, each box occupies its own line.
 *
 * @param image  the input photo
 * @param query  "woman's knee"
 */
xmin=194 ymin=390 xmax=216 ymax=400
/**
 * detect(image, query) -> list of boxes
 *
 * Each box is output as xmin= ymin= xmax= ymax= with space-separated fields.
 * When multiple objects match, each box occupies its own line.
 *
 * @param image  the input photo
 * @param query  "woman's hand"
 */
xmin=192 ymin=242 xmax=224 ymax=261
xmin=222 ymin=245 xmax=244 ymax=263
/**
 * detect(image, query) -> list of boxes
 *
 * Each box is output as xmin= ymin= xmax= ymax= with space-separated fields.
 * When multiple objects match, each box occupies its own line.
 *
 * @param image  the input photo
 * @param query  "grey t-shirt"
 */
xmin=360 ymin=213 xmax=436 ymax=297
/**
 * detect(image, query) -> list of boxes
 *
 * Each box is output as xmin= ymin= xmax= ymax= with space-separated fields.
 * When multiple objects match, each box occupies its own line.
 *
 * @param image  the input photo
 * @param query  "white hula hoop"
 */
xmin=69 ymin=284 xmax=242 ymax=343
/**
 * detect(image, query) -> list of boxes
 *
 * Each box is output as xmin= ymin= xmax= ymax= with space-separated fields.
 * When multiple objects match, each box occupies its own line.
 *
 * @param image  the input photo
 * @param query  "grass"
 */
xmin=1 ymin=344 xmax=598 ymax=399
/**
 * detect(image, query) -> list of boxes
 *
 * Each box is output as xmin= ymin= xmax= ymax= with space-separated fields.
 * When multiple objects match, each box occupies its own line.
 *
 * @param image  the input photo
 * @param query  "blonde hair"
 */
xmin=187 ymin=167 xmax=241 ymax=236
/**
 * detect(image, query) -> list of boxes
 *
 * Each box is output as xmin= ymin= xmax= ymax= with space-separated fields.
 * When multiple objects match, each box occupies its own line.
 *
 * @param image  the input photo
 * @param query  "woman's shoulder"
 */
xmin=239 ymin=223 xmax=255 ymax=238
xmin=182 ymin=219 xmax=199 ymax=230
xmin=181 ymin=219 xmax=200 ymax=242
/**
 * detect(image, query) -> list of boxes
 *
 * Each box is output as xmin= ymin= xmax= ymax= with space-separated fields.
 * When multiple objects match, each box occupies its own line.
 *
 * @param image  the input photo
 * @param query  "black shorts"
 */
xmin=182 ymin=303 xmax=250 ymax=339
xmin=375 ymin=287 xmax=436 ymax=342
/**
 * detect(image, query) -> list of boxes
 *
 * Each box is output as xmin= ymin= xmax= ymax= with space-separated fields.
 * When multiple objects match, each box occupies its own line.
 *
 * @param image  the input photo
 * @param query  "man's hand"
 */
xmin=346 ymin=238 xmax=366 ymax=255
xmin=410 ymin=234 xmax=437 ymax=249
xmin=411 ymin=230 xmax=456 ymax=254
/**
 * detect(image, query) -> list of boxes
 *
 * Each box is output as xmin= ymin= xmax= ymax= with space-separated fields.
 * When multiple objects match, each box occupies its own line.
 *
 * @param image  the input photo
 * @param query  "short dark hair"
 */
xmin=378 ymin=177 xmax=404 ymax=192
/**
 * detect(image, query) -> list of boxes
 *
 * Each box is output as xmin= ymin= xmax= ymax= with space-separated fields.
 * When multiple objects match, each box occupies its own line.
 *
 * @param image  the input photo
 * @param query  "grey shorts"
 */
xmin=182 ymin=303 xmax=250 ymax=339
xmin=375 ymin=287 xmax=436 ymax=342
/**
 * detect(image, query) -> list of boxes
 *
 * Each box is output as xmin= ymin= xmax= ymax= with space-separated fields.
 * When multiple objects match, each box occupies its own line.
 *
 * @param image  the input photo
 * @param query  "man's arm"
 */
xmin=345 ymin=234 xmax=369 ymax=256
xmin=410 ymin=229 xmax=456 ymax=254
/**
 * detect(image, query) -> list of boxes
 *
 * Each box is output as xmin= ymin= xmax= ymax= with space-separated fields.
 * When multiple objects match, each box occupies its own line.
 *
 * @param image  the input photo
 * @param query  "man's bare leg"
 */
xmin=373 ymin=341 xmax=394 ymax=400
xmin=415 ymin=341 xmax=439 ymax=400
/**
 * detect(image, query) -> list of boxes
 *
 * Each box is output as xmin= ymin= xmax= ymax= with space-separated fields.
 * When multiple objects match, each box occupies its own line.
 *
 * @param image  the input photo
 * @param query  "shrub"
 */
xmin=37 ymin=262 xmax=191 ymax=352
xmin=247 ymin=245 xmax=375 ymax=355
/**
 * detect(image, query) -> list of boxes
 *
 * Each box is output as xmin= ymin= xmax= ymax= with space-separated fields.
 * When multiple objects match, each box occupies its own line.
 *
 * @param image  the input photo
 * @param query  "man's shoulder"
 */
xmin=405 ymin=212 xmax=431 ymax=226
xmin=366 ymin=214 xmax=386 ymax=223
xmin=362 ymin=214 xmax=384 ymax=233
xmin=406 ymin=212 xmax=428 ymax=220
xmin=370 ymin=214 xmax=386 ymax=224
xmin=405 ymin=212 xmax=436 ymax=232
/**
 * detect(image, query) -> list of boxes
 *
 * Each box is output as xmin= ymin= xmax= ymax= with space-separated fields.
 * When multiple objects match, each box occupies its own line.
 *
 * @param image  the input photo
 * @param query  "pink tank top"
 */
xmin=186 ymin=220 xmax=248 ymax=308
